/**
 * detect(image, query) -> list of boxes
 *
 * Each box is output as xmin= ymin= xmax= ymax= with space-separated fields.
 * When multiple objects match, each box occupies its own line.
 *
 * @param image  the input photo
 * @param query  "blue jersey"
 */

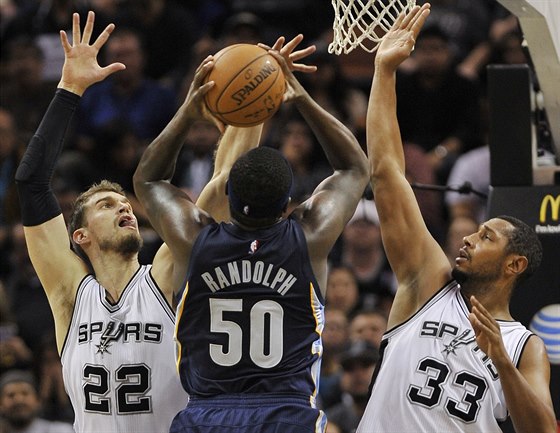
xmin=175 ymin=217 xmax=325 ymax=401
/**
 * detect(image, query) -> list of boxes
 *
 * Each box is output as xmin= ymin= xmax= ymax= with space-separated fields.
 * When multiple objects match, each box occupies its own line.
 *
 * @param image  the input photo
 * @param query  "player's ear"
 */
xmin=505 ymin=255 xmax=528 ymax=277
xmin=73 ymin=228 xmax=89 ymax=246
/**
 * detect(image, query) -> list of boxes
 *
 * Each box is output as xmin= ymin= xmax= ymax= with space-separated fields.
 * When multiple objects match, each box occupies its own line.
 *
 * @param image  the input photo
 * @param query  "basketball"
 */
xmin=204 ymin=44 xmax=285 ymax=127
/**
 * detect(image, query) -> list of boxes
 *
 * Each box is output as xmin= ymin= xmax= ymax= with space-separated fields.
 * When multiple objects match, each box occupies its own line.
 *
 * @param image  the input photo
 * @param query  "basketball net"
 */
xmin=329 ymin=0 xmax=417 ymax=54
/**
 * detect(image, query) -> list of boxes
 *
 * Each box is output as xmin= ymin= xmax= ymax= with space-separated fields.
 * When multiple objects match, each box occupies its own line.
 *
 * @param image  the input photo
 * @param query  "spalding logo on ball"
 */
xmin=204 ymin=44 xmax=285 ymax=127
xmin=529 ymin=304 xmax=560 ymax=365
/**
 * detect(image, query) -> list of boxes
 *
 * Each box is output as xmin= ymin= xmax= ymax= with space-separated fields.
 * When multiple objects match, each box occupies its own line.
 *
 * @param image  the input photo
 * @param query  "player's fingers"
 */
xmin=60 ymin=30 xmax=71 ymax=53
xmin=197 ymin=80 xmax=215 ymax=96
xmin=101 ymin=62 xmax=126 ymax=78
xmin=267 ymin=50 xmax=290 ymax=73
xmin=291 ymin=64 xmax=317 ymax=74
xmin=198 ymin=55 xmax=213 ymax=68
xmin=468 ymin=312 xmax=479 ymax=330
xmin=205 ymin=111 xmax=225 ymax=134
xmin=72 ymin=13 xmax=81 ymax=46
xmin=391 ymin=9 xmax=407 ymax=30
xmin=409 ymin=4 xmax=431 ymax=35
xmin=192 ymin=56 xmax=214 ymax=87
xmin=268 ymin=37 xmax=285 ymax=52
xmin=258 ymin=43 xmax=272 ymax=51
xmin=472 ymin=306 xmax=500 ymax=334
xmin=401 ymin=5 xmax=421 ymax=29
xmin=93 ymin=23 xmax=116 ymax=51
xmin=290 ymin=45 xmax=316 ymax=62
xmin=470 ymin=296 xmax=495 ymax=322
xmin=82 ymin=11 xmax=95 ymax=44
xmin=282 ymin=34 xmax=304 ymax=54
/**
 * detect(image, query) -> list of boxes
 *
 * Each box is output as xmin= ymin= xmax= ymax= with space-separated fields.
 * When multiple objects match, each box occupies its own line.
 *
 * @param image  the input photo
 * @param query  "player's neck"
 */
xmin=461 ymin=284 xmax=512 ymax=320
xmin=92 ymin=253 xmax=141 ymax=301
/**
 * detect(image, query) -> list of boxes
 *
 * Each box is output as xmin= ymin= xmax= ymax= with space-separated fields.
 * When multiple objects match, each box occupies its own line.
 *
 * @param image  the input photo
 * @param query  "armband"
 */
xmin=15 ymin=89 xmax=80 ymax=226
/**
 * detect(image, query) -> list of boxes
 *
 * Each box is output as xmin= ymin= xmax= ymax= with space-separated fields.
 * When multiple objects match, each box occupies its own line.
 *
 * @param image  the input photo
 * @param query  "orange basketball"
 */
xmin=204 ymin=44 xmax=285 ymax=127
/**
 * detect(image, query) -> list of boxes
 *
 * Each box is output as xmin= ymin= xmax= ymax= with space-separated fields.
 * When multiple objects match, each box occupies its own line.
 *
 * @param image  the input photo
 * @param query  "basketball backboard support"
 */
xmin=497 ymin=0 xmax=560 ymax=183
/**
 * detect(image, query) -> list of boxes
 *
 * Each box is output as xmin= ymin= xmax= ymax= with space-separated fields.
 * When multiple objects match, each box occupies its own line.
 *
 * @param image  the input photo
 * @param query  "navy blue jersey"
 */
xmin=175 ymin=216 xmax=325 ymax=400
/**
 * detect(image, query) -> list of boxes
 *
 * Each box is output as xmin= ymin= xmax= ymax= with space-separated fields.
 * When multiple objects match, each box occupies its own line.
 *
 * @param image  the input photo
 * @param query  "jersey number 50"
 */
xmin=209 ymin=298 xmax=283 ymax=368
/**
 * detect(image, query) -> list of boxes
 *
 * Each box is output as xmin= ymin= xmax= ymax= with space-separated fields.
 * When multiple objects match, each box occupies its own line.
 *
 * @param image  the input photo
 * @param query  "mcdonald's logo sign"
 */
xmin=539 ymin=194 xmax=560 ymax=223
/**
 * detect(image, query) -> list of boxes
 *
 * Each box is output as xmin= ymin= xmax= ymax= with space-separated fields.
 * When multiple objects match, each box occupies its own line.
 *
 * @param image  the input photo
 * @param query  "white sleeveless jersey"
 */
xmin=357 ymin=281 xmax=533 ymax=433
xmin=61 ymin=265 xmax=188 ymax=433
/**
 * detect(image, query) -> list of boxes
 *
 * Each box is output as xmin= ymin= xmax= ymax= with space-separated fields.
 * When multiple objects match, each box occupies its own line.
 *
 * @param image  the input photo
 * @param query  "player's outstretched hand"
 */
xmin=58 ymin=11 xmax=125 ymax=96
xmin=259 ymin=34 xmax=317 ymax=74
xmin=375 ymin=3 xmax=431 ymax=71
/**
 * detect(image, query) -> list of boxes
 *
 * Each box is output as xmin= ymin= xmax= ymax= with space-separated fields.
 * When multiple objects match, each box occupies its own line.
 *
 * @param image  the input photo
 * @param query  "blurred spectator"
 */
xmin=445 ymin=144 xmax=490 ymax=223
xmin=444 ymin=215 xmax=478 ymax=267
xmin=319 ymin=308 xmax=349 ymax=410
xmin=219 ymin=11 xmax=265 ymax=47
xmin=114 ymin=0 xmax=196 ymax=91
xmin=2 ymin=0 xmax=91 ymax=82
xmin=180 ymin=11 xmax=265 ymax=102
xmin=173 ymin=119 xmax=220 ymax=202
xmin=404 ymin=143 xmax=446 ymax=244
xmin=0 ymin=37 xmax=58 ymax=136
xmin=229 ymin=0 xmax=332 ymax=43
xmin=418 ymin=0 xmax=494 ymax=70
xmin=272 ymin=111 xmax=331 ymax=205
xmin=52 ymin=182 xmax=80 ymax=226
xmin=0 ymin=0 xmax=19 ymax=38
xmin=0 ymin=282 xmax=33 ymax=372
xmin=4 ymin=224 xmax=56 ymax=357
xmin=339 ymin=199 xmax=397 ymax=314
xmin=0 ymin=370 xmax=74 ymax=433
xmin=0 ymin=108 xmax=23 ymax=228
xmin=479 ymin=28 xmax=529 ymax=93
xmin=348 ymin=309 xmax=388 ymax=350
xmin=74 ymin=27 xmax=176 ymax=153
xmin=325 ymin=341 xmax=379 ymax=433
xmin=36 ymin=337 xmax=73 ymax=423
xmin=299 ymin=46 xmax=368 ymax=135
xmin=90 ymin=121 xmax=141 ymax=193
xmin=325 ymin=265 xmax=360 ymax=317
xmin=396 ymin=24 xmax=483 ymax=185
xmin=420 ymin=0 xmax=518 ymax=80
xmin=89 ymin=0 xmax=120 ymax=17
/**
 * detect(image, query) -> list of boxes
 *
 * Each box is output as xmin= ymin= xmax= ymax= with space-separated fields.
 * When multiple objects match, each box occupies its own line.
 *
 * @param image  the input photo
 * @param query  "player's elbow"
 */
xmin=132 ymin=166 xmax=150 ymax=198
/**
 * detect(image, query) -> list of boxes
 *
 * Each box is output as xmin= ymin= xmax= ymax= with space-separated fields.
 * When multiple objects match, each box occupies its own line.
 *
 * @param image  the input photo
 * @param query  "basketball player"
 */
xmin=14 ymin=11 xmax=264 ymax=433
xmin=133 ymin=36 xmax=370 ymax=432
xmin=357 ymin=4 xmax=556 ymax=433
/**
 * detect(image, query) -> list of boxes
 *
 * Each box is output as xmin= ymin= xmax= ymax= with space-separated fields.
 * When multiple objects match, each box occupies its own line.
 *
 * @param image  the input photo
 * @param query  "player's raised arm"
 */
xmin=366 ymin=4 xmax=450 ymax=326
xmin=14 ymin=11 xmax=125 ymax=345
xmin=265 ymin=48 xmax=369 ymax=293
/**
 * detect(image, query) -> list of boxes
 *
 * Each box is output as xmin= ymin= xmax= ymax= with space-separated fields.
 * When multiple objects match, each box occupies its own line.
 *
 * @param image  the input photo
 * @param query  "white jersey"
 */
xmin=357 ymin=281 xmax=533 ymax=433
xmin=61 ymin=265 xmax=188 ymax=433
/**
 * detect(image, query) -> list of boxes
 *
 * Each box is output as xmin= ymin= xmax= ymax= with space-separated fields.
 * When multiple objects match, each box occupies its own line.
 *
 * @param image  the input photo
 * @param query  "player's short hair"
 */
xmin=68 ymin=180 xmax=126 ymax=260
xmin=227 ymin=147 xmax=292 ymax=225
xmin=498 ymin=215 xmax=543 ymax=282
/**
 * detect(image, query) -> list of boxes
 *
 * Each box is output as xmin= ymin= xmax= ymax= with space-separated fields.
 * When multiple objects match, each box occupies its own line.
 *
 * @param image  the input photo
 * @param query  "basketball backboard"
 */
xmin=497 ymin=0 xmax=560 ymax=173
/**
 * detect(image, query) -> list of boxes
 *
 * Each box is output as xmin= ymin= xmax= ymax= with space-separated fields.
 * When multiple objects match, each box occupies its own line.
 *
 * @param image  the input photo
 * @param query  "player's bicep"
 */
xmin=302 ymin=169 xmax=367 ymax=250
xmin=374 ymin=173 xmax=449 ymax=289
xmin=518 ymin=336 xmax=555 ymax=408
xmin=23 ymin=214 xmax=87 ymax=296
xmin=140 ymin=182 xmax=197 ymax=248
xmin=151 ymin=243 xmax=181 ymax=304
